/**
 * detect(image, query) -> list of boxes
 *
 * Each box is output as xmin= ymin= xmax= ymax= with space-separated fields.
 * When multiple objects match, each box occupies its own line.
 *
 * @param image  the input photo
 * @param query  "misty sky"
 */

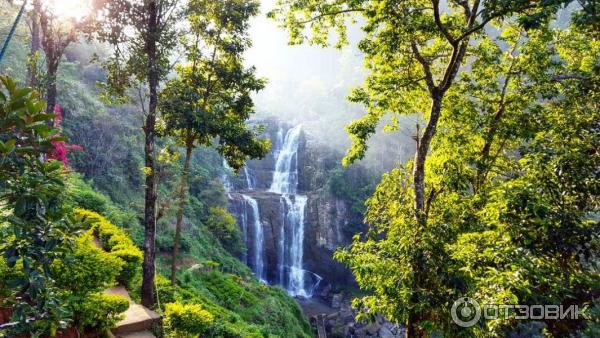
xmin=244 ymin=1 xmax=414 ymax=167
xmin=245 ymin=1 xmax=366 ymax=131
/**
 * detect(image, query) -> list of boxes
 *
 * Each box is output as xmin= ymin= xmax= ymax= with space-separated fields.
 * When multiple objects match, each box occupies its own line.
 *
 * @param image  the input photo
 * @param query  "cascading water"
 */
xmin=226 ymin=124 xmax=322 ymax=297
xmin=222 ymin=159 xmax=234 ymax=192
xmin=284 ymin=195 xmax=308 ymax=297
xmin=271 ymin=125 xmax=321 ymax=297
xmin=273 ymin=127 xmax=284 ymax=159
xmin=242 ymin=195 xmax=265 ymax=282
xmin=244 ymin=167 xmax=255 ymax=190
xmin=270 ymin=125 xmax=302 ymax=194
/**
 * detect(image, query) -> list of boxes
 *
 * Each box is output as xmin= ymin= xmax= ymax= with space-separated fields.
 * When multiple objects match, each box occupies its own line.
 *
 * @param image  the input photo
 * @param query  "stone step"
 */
xmin=104 ymin=286 xmax=161 ymax=335
xmin=111 ymin=330 xmax=157 ymax=338
xmin=112 ymin=303 xmax=161 ymax=334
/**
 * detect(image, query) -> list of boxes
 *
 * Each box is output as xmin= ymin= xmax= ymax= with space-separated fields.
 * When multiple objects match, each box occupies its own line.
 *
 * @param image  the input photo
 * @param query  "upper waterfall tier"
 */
xmin=269 ymin=125 xmax=302 ymax=194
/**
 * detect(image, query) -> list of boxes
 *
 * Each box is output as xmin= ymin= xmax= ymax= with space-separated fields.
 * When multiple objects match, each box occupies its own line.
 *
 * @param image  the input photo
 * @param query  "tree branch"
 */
xmin=411 ymin=42 xmax=436 ymax=93
xmin=296 ymin=9 xmax=364 ymax=25
xmin=432 ymin=0 xmax=456 ymax=45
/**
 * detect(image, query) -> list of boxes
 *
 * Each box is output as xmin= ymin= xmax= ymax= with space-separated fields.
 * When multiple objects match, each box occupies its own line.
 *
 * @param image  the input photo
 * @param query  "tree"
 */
xmin=33 ymin=1 xmax=97 ymax=114
xmin=270 ymin=0 xmax=594 ymax=336
xmin=160 ymin=0 xmax=269 ymax=284
xmin=94 ymin=0 xmax=180 ymax=307
xmin=26 ymin=0 xmax=42 ymax=87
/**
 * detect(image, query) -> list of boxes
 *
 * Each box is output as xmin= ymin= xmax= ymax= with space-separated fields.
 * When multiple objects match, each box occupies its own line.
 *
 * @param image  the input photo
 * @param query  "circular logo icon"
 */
xmin=451 ymin=297 xmax=481 ymax=327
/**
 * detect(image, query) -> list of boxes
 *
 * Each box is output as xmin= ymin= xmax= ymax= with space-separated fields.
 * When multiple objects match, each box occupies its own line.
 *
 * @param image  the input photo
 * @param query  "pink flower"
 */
xmin=47 ymin=104 xmax=83 ymax=166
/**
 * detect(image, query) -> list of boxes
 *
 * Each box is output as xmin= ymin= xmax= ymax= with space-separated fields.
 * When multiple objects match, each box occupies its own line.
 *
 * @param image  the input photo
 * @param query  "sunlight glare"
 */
xmin=45 ymin=0 xmax=92 ymax=20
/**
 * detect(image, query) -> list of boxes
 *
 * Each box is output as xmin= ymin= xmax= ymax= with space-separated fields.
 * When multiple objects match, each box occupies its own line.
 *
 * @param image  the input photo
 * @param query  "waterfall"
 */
xmin=222 ymin=159 xmax=234 ymax=192
xmin=239 ymin=199 xmax=248 ymax=264
xmin=273 ymin=127 xmax=284 ymax=159
xmin=271 ymin=125 xmax=321 ymax=297
xmin=244 ymin=167 xmax=255 ymax=190
xmin=283 ymin=195 xmax=308 ymax=297
xmin=242 ymin=195 xmax=265 ymax=282
xmin=270 ymin=125 xmax=302 ymax=194
xmin=278 ymin=198 xmax=286 ymax=286
xmin=227 ymin=124 xmax=322 ymax=298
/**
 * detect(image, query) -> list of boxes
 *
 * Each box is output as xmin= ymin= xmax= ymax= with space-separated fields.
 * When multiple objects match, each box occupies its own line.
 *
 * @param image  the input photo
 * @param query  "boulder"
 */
xmin=331 ymin=293 xmax=343 ymax=309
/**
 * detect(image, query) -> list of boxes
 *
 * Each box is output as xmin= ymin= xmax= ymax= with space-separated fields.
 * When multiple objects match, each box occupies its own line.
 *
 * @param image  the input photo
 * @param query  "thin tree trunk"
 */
xmin=413 ymin=94 xmax=443 ymax=226
xmin=405 ymin=313 xmax=416 ymax=338
xmin=141 ymin=0 xmax=159 ymax=308
xmin=171 ymin=134 xmax=193 ymax=284
xmin=27 ymin=0 xmax=41 ymax=86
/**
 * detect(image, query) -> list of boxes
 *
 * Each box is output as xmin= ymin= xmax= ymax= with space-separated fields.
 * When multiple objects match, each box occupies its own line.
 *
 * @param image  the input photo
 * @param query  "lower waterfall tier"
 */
xmin=228 ymin=191 xmax=360 ymax=296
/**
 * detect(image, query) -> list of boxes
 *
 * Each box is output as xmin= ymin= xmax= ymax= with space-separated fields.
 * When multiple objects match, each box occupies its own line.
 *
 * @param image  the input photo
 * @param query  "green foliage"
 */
xmin=68 ymin=175 xmax=111 ymax=214
xmin=205 ymin=207 xmax=244 ymax=256
xmin=271 ymin=0 xmax=599 ymax=336
xmin=74 ymin=209 xmax=143 ymax=286
xmin=73 ymin=293 xmax=129 ymax=333
xmin=334 ymin=16 xmax=600 ymax=337
xmin=160 ymin=0 xmax=270 ymax=171
xmin=326 ymin=165 xmax=378 ymax=214
xmin=67 ymin=162 xmax=141 ymax=232
xmin=156 ymin=228 xmax=192 ymax=253
xmin=165 ymin=302 xmax=214 ymax=337
xmin=0 ymin=75 xmax=78 ymax=335
xmin=52 ymin=233 xmax=124 ymax=294
xmin=147 ymin=218 xmax=311 ymax=337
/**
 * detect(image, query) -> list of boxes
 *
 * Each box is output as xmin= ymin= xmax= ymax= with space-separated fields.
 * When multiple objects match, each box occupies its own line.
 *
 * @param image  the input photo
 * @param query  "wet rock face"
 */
xmin=304 ymin=191 xmax=362 ymax=286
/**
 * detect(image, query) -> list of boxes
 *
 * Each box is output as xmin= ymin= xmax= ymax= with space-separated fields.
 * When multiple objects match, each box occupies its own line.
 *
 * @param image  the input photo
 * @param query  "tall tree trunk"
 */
xmin=141 ymin=0 xmax=159 ymax=308
xmin=45 ymin=63 xmax=58 ymax=114
xmin=27 ymin=0 xmax=41 ymax=86
xmin=170 ymin=134 xmax=193 ymax=284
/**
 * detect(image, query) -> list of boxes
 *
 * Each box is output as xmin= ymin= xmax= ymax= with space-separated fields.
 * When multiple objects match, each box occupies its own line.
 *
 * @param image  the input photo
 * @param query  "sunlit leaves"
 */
xmin=160 ymin=0 xmax=269 ymax=170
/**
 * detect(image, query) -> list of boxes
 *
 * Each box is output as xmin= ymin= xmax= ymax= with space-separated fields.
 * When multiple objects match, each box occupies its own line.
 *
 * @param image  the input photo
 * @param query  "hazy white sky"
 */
xmin=245 ymin=0 xmax=366 ymax=126
xmin=243 ymin=1 xmax=414 ymax=166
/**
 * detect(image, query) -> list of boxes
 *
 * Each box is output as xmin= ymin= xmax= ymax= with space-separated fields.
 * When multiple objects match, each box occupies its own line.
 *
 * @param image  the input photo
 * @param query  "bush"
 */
xmin=204 ymin=207 xmax=244 ymax=256
xmin=74 ymin=293 xmax=129 ymax=332
xmin=52 ymin=233 xmax=124 ymax=293
xmin=67 ymin=175 xmax=141 ymax=230
xmin=206 ymin=320 xmax=263 ymax=338
xmin=155 ymin=275 xmax=178 ymax=306
xmin=68 ymin=176 xmax=110 ymax=214
xmin=0 ymin=256 xmax=24 ymax=302
xmin=165 ymin=302 xmax=214 ymax=337
xmin=74 ymin=209 xmax=143 ymax=285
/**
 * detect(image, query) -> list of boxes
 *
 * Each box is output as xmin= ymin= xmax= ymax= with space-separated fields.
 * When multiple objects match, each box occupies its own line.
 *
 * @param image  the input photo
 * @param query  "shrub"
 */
xmin=207 ymin=320 xmax=263 ymax=338
xmin=0 ymin=256 xmax=24 ymax=302
xmin=74 ymin=209 xmax=143 ymax=285
xmin=68 ymin=176 xmax=110 ymax=214
xmin=74 ymin=293 xmax=129 ymax=332
xmin=165 ymin=302 xmax=214 ymax=337
xmin=67 ymin=175 xmax=141 ymax=230
xmin=155 ymin=275 xmax=178 ymax=306
xmin=204 ymin=207 xmax=244 ymax=256
xmin=52 ymin=233 xmax=124 ymax=293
